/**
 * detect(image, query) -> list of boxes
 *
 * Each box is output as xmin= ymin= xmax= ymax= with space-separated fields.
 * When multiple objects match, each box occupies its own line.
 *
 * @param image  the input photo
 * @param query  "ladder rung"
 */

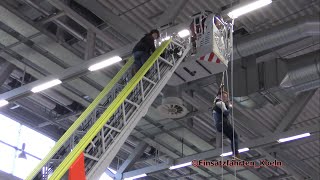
xmin=84 ymin=153 xmax=99 ymax=161
xmin=75 ymin=130 xmax=87 ymax=136
xmin=37 ymin=39 xmax=189 ymax=180
xmin=121 ymin=103 xmax=127 ymax=124
xmin=171 ymin=40 xmax=185 ymax=49
xmin=50 ymin=159 xmax=62 ymax=163
xmin=104 ymin=124 xmax=121 ymax=132
xmin=159 ymin=57 xmax=173 ymax=66
xmin=142 ymin=76 xmax=156 ymax=85
xmin=124 ymin=99 xmax=139 ymax=107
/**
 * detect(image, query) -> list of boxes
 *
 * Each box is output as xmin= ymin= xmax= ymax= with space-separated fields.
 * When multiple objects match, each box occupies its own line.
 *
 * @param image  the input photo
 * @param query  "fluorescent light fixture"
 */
xmin=228 ymin=0 xmax=272 ymax=19
xmin=10 ymin=104 xmax=20 ymax=110
xmin=278 ymin=133 xmax=311 ymax=143
xmin=0 ymin=100 xmax=9 ymax=107
xmin=124 ymin=174 xmax=147 ymax=180
xmin=88 ymin=56 xmax=122 ymax=71
xmin=31 ymin=79 xmax=62 ymax=93
xmin=161 ymin=36 xmax=171 ymax=41
xmin=108 ymin=168 xmax=117 ymax=174
xmin=239 ymin=147 xmax=250 ymax=152
xmin=48 ymin=173 xmax=53 ymax=179
xmin=178 ymin=29 xmax=190 ymax=38
xmin=169 ymin=162 xmax=192 ymax=170
xmin=220 ymin=148 xmax=250 ymax=157
xmin=220 ymin=152 xmax=233 ymax=157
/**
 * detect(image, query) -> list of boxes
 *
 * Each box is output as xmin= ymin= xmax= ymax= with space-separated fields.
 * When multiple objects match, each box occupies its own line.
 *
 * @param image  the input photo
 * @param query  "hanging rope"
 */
xmin=220 ymin=71 xmax=225 ymax=180
xmin=220 ymin=18 xmax=237 ymax=180
xmin=230 ymin=19 xmax=237 ymax=180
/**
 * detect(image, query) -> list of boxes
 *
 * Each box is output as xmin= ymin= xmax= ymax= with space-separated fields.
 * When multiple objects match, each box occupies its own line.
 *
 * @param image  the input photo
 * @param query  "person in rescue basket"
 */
xmin=212 ymin=87 xmax=240 ymax=159
xmin=132 ymin=29 xmax=160 ymax=76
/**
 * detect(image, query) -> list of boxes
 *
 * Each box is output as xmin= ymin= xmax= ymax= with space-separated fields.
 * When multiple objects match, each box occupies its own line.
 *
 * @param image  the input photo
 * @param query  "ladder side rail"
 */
xmin=47 ymin=40 xmax=173 ymax=180
xmin=27 ymin=58 xmax=134 ymax=180
xmin=87 ymin=40 xmax=190 ymax=179
xmin=42 ymin=71 xmax=132 ymax=178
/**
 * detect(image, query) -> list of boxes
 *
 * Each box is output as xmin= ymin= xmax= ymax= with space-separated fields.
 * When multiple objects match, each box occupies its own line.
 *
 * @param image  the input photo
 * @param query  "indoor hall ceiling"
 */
xmin=0 ymin=0 xmax=319 ymax=179
xmin=98 ymin=0 xmax=320 ymax=34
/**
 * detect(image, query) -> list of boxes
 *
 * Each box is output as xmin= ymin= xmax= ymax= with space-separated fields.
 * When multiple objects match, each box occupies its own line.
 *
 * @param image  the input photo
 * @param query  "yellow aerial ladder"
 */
xmin=26 ymin=37 xmax=190 ymax=180
xmin=26 ymin=12 xmax=233 ymax=180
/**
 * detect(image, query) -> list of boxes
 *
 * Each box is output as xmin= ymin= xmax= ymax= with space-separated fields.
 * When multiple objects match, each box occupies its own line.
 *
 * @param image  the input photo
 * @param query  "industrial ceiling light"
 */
xmin=31 ymin=79 xmax=62 ymax=93
xmin=239 ymin=147 xmax=250 ymax=153
xmin=10 ymin=104 xmax=20 ymax=110
xmin=18 ymin=143 xmax=27 ymax=159
xmin=161 ymin=36 xmax=171 ymax=41
xmin=124 ymin=173 xmax=147 ymax=180
xmin=88 ymin=56 xmax=122 ymax=71
xmin=18 ymin=151 xmax=27 ymax=159
xmin=169 ymin=162 xmax=192 ymax=170
xmin=178 ymin=29 xmax=190 ymax=38
xmin=220 ymin=147 xmax=250 ymax=157
xmin=108 ymin=168 xmax=117 ymax=174
xmin=220 ymin=151 xmax=233 ymax=157
xmin=277 ymin=133 xmax=310 ymax=143
xmin=0 ymin=100 xmax=9 ymax=107
xmin=228 ymin=0 xmax=272 ymax=19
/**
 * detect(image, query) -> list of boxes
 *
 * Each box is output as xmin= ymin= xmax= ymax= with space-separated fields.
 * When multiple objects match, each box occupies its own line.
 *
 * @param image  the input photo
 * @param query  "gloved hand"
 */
xmin=225 ymin=101 xmax=232 ymax=108
xmin=223 ymin=109 xmax=230 ymax=116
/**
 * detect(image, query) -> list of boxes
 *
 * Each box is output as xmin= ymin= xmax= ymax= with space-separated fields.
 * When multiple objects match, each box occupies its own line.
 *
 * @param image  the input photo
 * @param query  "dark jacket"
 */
xmin=132 ymin=34 xmax=156 ymax=54
xmin=213 ymin=97 xmax=231 ymax=117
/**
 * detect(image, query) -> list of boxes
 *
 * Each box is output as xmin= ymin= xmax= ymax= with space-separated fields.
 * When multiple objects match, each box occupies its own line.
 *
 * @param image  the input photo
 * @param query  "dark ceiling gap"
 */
xmin=117 ymin=0 xmax=153 ymax=16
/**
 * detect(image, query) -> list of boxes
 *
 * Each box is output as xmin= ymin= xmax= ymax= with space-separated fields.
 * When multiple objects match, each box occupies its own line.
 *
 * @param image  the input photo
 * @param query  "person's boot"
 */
xmin=236 ymin=154 xmax=241 ymax=159
xmin=191 ymin=46 xmax=197 ymax=56
xmin=132 ymin=67 xmax=137 ymax=77
xmin=232 ymin=154 xmax=241 ymax=160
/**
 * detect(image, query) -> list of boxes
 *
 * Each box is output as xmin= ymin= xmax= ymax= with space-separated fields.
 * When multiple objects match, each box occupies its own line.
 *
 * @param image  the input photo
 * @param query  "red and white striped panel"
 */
xmin=198 ymin=52 xmax=221 ymax=63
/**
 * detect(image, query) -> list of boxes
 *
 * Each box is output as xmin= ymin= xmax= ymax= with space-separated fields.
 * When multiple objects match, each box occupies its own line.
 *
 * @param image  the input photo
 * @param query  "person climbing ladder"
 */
xmin=212 ymin=86 xmax=240 ymax=158
xmin=132 ymin=29 xmax=160 ymax=76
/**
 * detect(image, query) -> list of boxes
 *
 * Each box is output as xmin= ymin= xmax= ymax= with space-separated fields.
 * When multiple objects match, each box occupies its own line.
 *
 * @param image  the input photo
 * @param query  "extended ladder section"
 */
xmin=26 ymin=37 xmax=190 ymax=180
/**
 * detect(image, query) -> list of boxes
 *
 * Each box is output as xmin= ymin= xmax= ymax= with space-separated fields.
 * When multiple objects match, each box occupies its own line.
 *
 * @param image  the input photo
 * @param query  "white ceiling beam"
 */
xmin=74 ymin=0 xmax=144 ymax=40
xmin=132 ymin=128 xmax=213 ymax=178
xmin=123 ymin=123 xmax=319 ymax=178
xmin=0 ymin=42 xmax=135 ymax=101
xmin=84 ymin=30 xmax=96 ymax=60
xmin=155 ymin=0 xmax=189 ymax=27
xmin=181 ymin=87 xmax=316 ymax=179
xmin=48 ymin=0 xmax=122 ymax=49
xmin=115 ymin=142 xmax=148 ymax=179
xmin=256 ymin=148 xmax=305 ymax=180
xmin=275 ymin=90 xmax=316 ymax=132
xmin=0 ymin=58 xmax=15 ymax=86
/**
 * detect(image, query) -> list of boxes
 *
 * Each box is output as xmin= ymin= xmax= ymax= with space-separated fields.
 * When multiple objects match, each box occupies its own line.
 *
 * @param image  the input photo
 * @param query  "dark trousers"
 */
xmin=133 ymin=51 xmax=150 ymax=70
xmin=213 ymin=111 xmax=239 ymax=155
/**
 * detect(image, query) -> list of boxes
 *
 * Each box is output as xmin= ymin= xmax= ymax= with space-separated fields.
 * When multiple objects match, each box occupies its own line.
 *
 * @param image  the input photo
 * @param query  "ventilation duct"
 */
xmin=280 ymin=51 xmax=320 ymax=94
xmin=234 ymin=51 xmax=319 ymax=109
xmin=234 ymin=16 xmax=320 ymax=60
xmin=157 ymin=86 xmax=188 ymax=119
